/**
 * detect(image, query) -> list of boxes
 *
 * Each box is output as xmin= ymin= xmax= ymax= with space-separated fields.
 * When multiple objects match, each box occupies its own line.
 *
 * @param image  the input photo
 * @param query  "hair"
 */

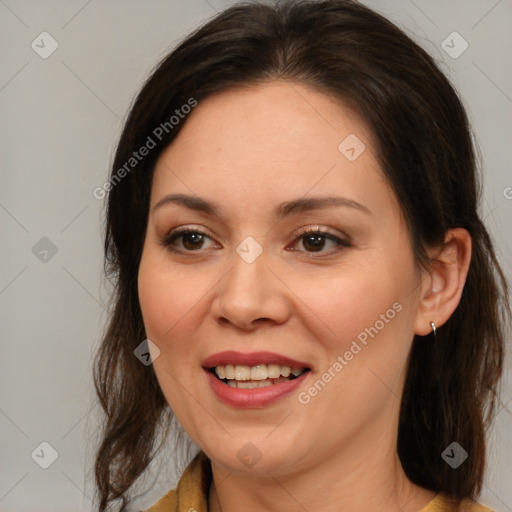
xmin=92 ymin=1 xmax=510 ymax=510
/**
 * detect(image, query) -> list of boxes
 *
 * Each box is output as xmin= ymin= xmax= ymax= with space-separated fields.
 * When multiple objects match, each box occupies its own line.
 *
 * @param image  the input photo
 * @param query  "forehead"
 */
xmin=164 ymin=80 xmax=372 ymax=164
xmin=151 ymin=80 xmax=399 ymax=222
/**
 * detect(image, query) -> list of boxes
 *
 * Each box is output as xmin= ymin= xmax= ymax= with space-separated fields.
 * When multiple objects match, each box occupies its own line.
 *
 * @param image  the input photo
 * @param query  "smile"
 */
xmin=211 ymin=364 xmax=307 ymax=389
xmin=202 ymin=351 xmax=312 ymax=407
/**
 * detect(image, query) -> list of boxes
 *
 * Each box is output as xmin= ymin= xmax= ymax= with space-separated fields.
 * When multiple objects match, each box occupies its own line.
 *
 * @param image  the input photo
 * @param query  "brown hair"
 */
xmin=92 ymin=1 xmax=510 ymax=510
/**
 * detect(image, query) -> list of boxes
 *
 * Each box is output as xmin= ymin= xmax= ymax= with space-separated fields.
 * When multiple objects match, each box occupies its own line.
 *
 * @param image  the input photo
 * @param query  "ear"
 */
xmin=414 ymin=228 xmax=472 ymax=336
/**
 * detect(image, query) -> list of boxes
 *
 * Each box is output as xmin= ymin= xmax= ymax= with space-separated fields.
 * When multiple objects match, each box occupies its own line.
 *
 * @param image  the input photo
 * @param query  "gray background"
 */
xmin=0 ymin=0 xmax=511 ymax=511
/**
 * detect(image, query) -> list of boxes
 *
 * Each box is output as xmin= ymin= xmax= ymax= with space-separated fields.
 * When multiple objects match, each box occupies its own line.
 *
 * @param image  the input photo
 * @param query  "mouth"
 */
xmin=207 ymin=363 xmax=310 ymax=389
xmin=202 ymin=351 xmax=312 ymax=406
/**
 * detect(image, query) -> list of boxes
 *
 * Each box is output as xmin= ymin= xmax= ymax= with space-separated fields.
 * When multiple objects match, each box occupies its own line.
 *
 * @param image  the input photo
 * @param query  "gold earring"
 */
xmin=430 ymin=321 xmax=437 ymax=336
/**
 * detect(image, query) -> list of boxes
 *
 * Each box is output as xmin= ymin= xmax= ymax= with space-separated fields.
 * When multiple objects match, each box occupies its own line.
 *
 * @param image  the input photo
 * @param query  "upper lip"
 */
xmin=202 ymin=351 xmax=311 ymax=369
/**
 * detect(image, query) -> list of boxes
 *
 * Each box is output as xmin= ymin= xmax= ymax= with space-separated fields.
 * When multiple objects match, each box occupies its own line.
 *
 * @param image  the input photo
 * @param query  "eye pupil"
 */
xmin=182 ymin=232 xmax=204 ymax=250
xmin=303 ymin=233 xmax=325 ymax=252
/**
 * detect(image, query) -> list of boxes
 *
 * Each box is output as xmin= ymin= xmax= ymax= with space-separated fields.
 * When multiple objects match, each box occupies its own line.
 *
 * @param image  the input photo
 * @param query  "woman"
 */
xmin=92 ymin=1 xmax=510 ymax=511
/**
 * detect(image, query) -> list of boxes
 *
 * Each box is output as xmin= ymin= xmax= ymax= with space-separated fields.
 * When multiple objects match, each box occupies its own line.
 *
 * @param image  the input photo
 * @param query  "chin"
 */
xmin=200 ymin=435 xmax=303 ymax=476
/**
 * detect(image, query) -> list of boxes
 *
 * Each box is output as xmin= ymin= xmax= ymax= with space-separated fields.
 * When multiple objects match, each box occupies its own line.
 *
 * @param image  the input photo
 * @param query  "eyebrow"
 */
xmin=152 ymin=193 xmax=373 ymax=218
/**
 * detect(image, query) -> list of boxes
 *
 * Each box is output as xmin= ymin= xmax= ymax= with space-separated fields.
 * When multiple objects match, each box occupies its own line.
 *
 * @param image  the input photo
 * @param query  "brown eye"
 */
xmin=291 ymin=228 xmax=350 ymax=254
xmin=180 ymin=232 xmax=206 ymax=250
xmin=162 ymin=229 xmax=213 ymax=252
xmin=301 ymin=232 xmax=328 ymax=252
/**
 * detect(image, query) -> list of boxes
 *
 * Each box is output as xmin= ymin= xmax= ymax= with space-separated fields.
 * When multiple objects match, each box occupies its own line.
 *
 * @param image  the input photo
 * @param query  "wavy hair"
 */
xmin=92 ymin=1 xmax=510 ymax=510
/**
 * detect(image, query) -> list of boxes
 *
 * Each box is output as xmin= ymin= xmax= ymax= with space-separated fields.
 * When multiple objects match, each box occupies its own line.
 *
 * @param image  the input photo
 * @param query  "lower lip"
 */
xmin=205 ymin=369 xmax=310 ymax=408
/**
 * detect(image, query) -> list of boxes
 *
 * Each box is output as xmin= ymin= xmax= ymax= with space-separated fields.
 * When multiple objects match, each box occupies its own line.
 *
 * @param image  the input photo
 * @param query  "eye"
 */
xmin=161 ymin=227 xmax=215 ymax=252
xmin=160 ymin=225 xmax=350 ymax=255
xmin=289 ymin=226 xmax=350 ymax=254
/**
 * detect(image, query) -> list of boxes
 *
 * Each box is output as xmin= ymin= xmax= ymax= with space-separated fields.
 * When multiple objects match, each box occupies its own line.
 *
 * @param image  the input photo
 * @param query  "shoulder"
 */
xmin=421 ymin=493 xmax=496 ymax=512
xmin=142 ymin=489 xmax=177 ymax=512
xmin=456 ymin=498 xmax=495 ymax=512
xmin=143 ymin=451 xmax=211 ymax=512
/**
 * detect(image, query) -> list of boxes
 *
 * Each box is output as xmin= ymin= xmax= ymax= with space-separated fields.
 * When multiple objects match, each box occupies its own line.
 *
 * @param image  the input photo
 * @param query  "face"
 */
xmin=138 ymin=81 xmax=424 ymax=476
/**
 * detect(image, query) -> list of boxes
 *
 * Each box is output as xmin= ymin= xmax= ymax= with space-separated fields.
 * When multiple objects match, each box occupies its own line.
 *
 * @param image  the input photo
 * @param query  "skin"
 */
xmin=137 ymin=80 xmax=472 ymax=512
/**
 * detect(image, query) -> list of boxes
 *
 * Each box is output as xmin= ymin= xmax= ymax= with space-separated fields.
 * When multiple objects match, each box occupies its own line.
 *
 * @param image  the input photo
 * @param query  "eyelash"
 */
xmin=160 ymin=225 xmax=351 ymax=256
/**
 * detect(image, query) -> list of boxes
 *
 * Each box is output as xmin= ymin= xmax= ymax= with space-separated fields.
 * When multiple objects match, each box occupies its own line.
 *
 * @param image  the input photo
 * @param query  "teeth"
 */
xmin=251 ymin=364 xmax=268 ymax=380
xmin=267 ymin=364 xmax=281 ymax=378
xmin=237 ymin=380 xmax=273 ymax=389
xmin=215 ymin=365 xmax=225 ymax=379
xmin=214 ymin=363 xmax=305 ymax=381
xmin=226 ymin=377 xmax=290 ymax=388
xmin=235 ymin=365 xmax=252 ymax=381
xmin=280 ymin=366 xmax=291 ymax=378
xmin=225 ymin=364 xmax=235 ymax=380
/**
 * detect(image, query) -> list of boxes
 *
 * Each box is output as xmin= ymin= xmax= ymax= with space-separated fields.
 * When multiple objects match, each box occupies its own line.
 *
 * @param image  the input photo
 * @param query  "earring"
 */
xmin=430 ymin=321 xmax=437 ymax=336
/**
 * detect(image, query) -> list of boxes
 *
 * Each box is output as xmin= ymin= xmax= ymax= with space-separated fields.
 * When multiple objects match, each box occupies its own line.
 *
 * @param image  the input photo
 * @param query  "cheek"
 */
xmin=290 ymin=264 xmax=403 ymax=351
xmin=317 ymin=267 xmax=416 ymax=400
xmin=137 ymin=251 xmax=202 ymax=351
xmin=137 ymin=252 xmax=205 ymax=416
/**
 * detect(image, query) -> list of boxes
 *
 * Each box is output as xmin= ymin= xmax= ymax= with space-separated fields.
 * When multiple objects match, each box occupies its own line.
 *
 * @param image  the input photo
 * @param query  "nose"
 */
xmin=210 ymin=246 xmax=291 ymax=331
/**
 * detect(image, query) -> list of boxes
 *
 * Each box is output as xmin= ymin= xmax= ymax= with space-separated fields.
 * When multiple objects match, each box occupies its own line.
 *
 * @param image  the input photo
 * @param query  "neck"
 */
xmin=208 ymin=424 xmax=435 ymax=512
